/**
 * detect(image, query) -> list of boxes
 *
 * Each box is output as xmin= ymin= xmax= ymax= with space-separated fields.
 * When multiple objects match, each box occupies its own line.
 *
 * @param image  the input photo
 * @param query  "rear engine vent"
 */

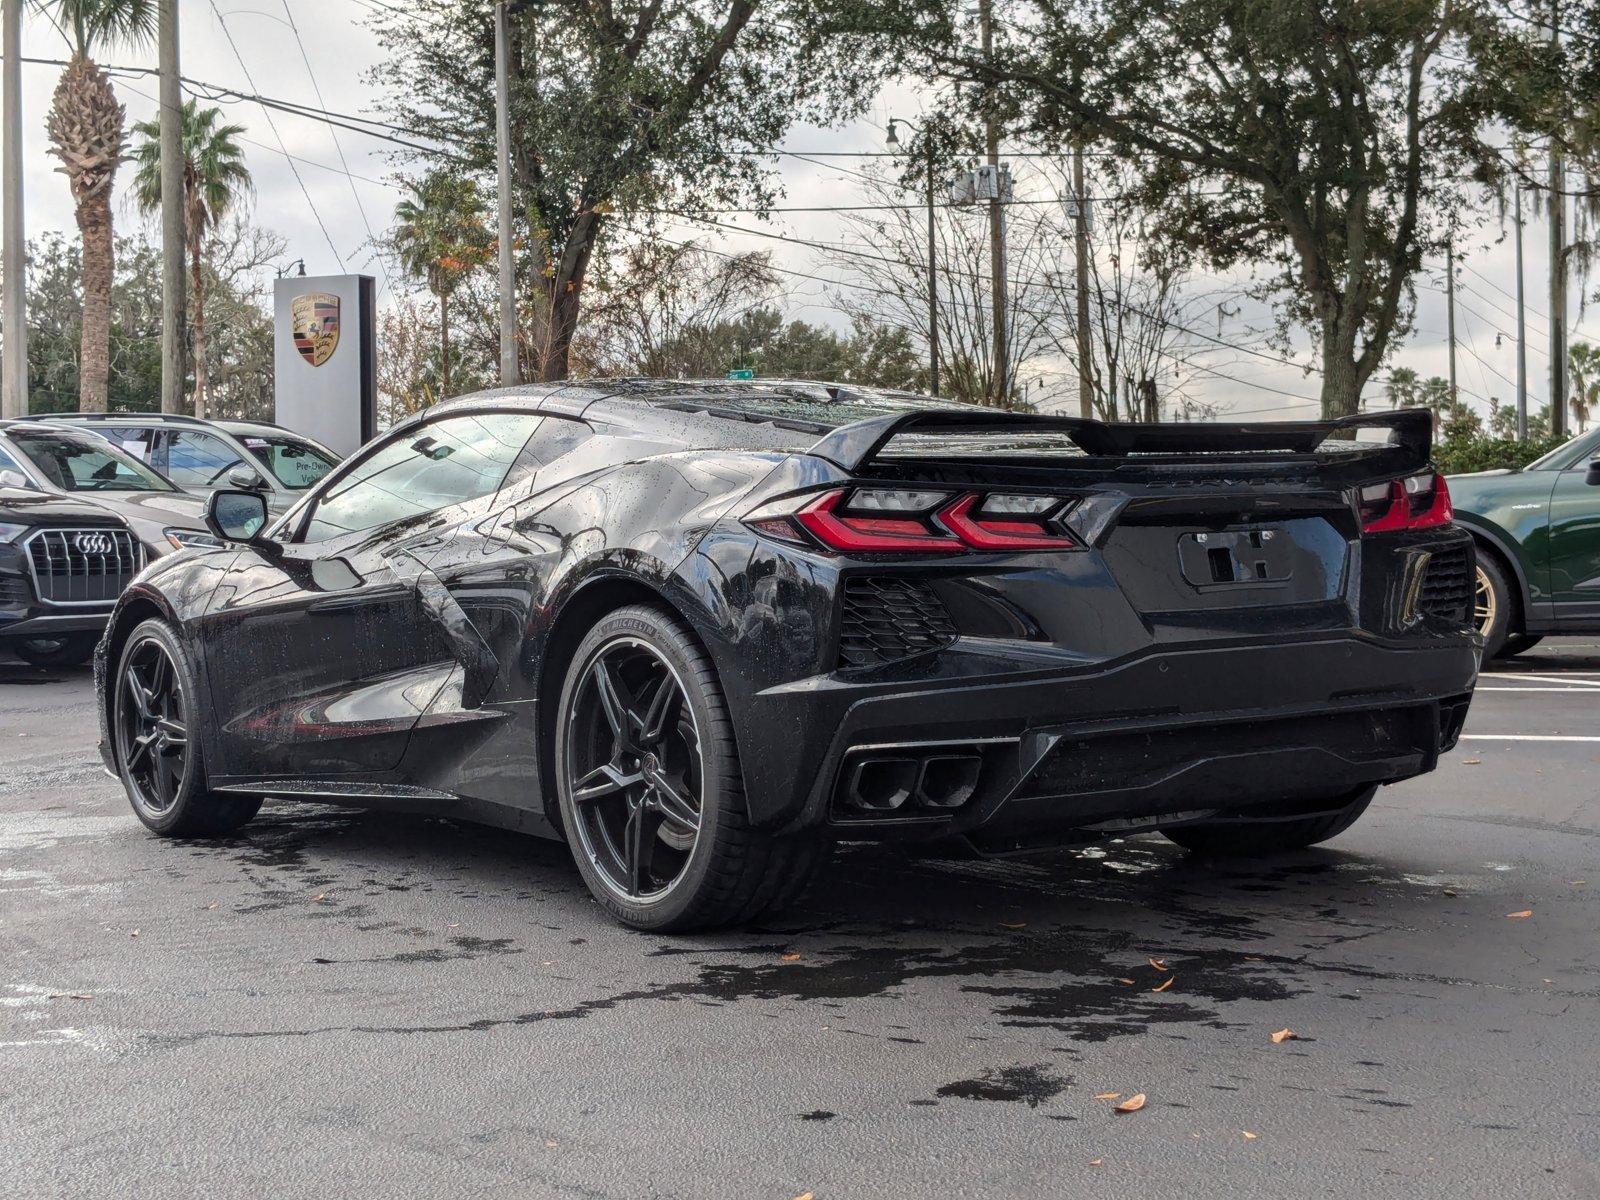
xmin=1418 ymin=544 xmax=1474 ymax=624
xmin=838 ymin=576 xmax=957 ymax=667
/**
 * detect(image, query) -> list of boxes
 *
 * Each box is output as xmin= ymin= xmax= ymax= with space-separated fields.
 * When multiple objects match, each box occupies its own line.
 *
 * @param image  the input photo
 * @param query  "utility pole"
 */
xmin=494 ymin=1 xmax=519 ymax=387
xmin=1072 ymin=141 xmax=1092 ymax=419
xmin=978 ymin=0 xmax=1007 ymax=407
xmin=1445 ymin=239 xmax=1457 ymax=409
xmin=1548 ymin=0 xmax=1568 ymax=438
xmin=1514 ymin=186 xmax=1528 ymax=441
xmin=2 ymin=0 xmax=26 ymax=418
xmin=158 ymin=0 xmax=185 ymax=415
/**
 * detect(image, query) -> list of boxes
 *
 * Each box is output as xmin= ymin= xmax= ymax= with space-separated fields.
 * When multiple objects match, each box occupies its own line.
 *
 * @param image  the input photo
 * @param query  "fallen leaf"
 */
xmin=999 ymin=921 xmax=1026 ymax=929
xmin=781 ymin=953 xmax=802 ymax=962
xmin=545 ymin=1140 xmax=559 ymax=1149
xmin=1088 ymin=1158 xmax=1103 ymax=1166
xmin=1507 ymin=910 xmax=1533 ymax=919
xmin=311 ymin=893 xmax=326 ymax=903
xmin=1151 ymin=976 xmax=1175 ymax=993
xmin=1114 ymin=1093 xmax=1147 ymax=1114
xmin=1443 ymin=889 xmax=1458 ymax=897
xmin=1093 ymin=1092 xmax=1121 ymax=1101
xmin=1147 ymin=957 xmax=1167 ymax=971
xmin=129 ymin=929 xmax=139 ymax=938
xmin=1270 ymin=1028 xmax=1297 ymax=1044
xmin=1116 ymin=978 xmax=1136 ymax=986
xmin=447 ymin=922 xmax=460 ymax=928
xmin=204 ymin=902 xmax=218 ymax=910
xmin=795 ymin=1193 xmax=815 ymax=1200
xmin=1463 ymin=758 xmax=1482 ymax=765
xmin=1243 ymin=1130 xmax=1258 ymax=1140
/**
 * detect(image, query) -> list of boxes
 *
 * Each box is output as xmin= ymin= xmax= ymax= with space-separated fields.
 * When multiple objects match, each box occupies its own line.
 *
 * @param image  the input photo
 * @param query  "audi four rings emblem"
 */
xmin=73 ymin=532 xmax=115 ymax=555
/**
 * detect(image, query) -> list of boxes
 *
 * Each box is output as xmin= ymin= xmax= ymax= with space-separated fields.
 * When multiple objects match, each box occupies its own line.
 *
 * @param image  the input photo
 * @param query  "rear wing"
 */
xmin=806 ymin=408 xmax=1433 ymax=482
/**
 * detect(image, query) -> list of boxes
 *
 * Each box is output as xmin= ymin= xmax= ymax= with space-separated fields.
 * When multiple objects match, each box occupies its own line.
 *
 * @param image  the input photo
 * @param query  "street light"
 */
xmin=886 ymin=117 xmax=940 ymax=398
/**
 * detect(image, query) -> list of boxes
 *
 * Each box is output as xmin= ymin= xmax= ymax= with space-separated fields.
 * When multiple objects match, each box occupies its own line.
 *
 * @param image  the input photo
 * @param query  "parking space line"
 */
xmin=1483 ymin=673 xmax=1600 ymax=688
xmin=1475 ymin=686 xmax=1600 ymax=693
xmin=1460 ymin=734 xmax=1600 ymax=742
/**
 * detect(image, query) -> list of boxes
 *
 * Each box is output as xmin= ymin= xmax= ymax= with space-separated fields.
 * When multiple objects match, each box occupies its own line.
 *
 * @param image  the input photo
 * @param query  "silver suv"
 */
xmin=48 ymin=413 xmax=341 ymax=515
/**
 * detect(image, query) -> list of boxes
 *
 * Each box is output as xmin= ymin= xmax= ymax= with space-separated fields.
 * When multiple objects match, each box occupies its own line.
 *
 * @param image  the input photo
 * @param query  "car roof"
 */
xmin=423 ymin=378 xmax=961 ymax=454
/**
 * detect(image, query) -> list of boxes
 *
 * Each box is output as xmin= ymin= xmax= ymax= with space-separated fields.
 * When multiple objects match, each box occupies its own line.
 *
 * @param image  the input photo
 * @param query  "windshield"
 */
xmin=237 ymin=434 xmax=339 ymax=490
xmin=9 ymin=430 xmax=177 ymax=492
xmin=1526 ymin=426 xmax=1600 ymax=472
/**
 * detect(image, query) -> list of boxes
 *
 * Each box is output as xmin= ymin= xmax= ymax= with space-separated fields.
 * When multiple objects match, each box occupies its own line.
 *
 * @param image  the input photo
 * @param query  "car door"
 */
xmin=198 ymin=411 xmax=545 ymax=782
xmin=1548 ymin=438 xmax=1600 ymax=626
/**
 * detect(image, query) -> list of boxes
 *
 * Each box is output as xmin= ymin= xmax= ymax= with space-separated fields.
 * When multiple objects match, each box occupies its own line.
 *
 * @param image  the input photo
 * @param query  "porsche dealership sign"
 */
xmin=273 ymin=274 xmax=376 ymax=455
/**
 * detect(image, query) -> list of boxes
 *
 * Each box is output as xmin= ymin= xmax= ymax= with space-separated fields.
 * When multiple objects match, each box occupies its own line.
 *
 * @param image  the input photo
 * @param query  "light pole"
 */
xmin=4 ymin=0 xmax=28 ymax=418
xmin=886 ymin=117 xmax=939 ymax=397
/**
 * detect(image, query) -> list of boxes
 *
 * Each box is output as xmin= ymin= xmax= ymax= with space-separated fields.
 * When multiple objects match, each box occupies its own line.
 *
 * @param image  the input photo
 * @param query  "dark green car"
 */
xmin=1446 ymin=427 xmax=1600 ymax=657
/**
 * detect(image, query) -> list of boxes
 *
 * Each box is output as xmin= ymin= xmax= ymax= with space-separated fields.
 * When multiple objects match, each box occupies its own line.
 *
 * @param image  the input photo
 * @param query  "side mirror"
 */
xmin=204 ymin=489 xmax=269 ymax=543
xmin=226 ymin=464 xmax=267 ymax=490
xmin=0 ymin=468 xmax=29 ymax=489
xmin=1587 ymin=457 xmax=1600 ymax=487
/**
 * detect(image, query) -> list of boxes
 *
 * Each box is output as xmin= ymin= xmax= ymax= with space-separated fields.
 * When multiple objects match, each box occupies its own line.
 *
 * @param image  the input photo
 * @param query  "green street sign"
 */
xmin=726 ymin=368 xmax=755 ymax=380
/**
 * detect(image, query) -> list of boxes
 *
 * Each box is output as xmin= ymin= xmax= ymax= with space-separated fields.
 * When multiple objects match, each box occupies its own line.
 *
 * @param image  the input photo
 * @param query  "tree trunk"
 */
xmin=76 ymin=189 xmax=114 ymax=412
xmin=1318 ymin=306 xmax=1364 ymax=419
xmin=440 ymin=290 xmax=451 ymax=398
xmin=190 ymin=234 xmax=207 ymax=420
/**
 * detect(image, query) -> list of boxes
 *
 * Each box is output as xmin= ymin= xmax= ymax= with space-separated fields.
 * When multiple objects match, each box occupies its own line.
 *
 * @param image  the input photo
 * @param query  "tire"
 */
xmin=1474 ymin=555 xmax=1517 ymax=659
xmin=112 ymin=618 xmax=261 ymax=837
xmin=1162 ymin=784 xmax=1378 ymax=857
xmin=553 ymin=603 xmax=823 ymax=932
xmin=1497 ymin=633 xmax=1544 ymax=659
xmin=11 ymin=632 xmax=98 ymax=668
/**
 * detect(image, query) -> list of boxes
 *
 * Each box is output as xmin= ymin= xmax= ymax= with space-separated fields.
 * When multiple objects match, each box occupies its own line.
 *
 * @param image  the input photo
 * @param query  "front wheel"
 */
xmin=113 ymin=619 xmax=260 ymax=837
xmin=11 ymin=632 xmax=98 ymax=668
xmin=554 ymin=604 xmax=822 ymax=932
xmin=1162 ymin=785 xmax=1378 ymax=857
xmin=1474 ymin=558 xmax=1517 ymax=658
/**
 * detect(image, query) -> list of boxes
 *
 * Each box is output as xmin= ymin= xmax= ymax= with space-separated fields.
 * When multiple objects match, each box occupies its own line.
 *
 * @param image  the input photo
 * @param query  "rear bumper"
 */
xmin=744 ymin=633 xmax=1479 ymax=842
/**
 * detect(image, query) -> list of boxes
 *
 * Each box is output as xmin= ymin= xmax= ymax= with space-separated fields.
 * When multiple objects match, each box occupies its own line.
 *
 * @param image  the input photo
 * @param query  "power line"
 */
xmin=205 ymin=3 xmax=346 ymax=270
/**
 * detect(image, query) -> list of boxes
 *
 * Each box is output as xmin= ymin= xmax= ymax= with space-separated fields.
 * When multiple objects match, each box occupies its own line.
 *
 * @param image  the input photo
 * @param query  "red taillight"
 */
xmin=752 ymin=488 xmax=1080 ymax=554
xmin=1360 ymin=472 xmax=1452 ymax=533
xmin=795 ymin=489 xmax=964 ymax=553
xmin=937 ymin=493 xmax=1078 ymax=550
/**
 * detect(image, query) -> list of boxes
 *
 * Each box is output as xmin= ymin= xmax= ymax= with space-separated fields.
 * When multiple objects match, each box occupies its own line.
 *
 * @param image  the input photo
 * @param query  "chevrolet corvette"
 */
xmin=95 ymin=381 xmax=1480 ymax=930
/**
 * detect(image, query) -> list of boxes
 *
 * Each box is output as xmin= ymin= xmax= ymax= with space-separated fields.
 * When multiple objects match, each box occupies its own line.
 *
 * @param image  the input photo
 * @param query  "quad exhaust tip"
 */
xmin=845 ymin=752 xmax=983 ymax=814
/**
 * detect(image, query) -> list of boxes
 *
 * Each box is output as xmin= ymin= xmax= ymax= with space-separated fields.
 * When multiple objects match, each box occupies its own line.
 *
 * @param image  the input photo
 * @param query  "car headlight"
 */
xmin=164 ymin=526 xmax=223 ymax=551
xmin=0 ymin=522 xmax=29 ymax=544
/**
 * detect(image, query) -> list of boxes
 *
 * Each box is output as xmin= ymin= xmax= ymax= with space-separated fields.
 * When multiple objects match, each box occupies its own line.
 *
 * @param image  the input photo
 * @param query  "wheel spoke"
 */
xmin=155 ymin=717 xmax=187 ymax=746
xmin=124 ymin=671 xmax=153 ymax=721
xmin=638 ymin=673 xmax=682 ymax=746
xmin=591 ymin=656 xmax=637 ymax=746
xmin=652 ymin=775 xmax=701 ymax=836
xmin=572 ymin=761 xmax=640 ymax=805
xmin=125 ymin=731 xmax=157 ymax=770
xmin=623 ymin=803 xmax=655 ymax=896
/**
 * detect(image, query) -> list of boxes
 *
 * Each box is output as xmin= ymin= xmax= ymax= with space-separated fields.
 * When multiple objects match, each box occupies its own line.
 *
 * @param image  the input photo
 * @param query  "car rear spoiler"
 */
xmin=806 ymin=408 xmax=1433 ymax=480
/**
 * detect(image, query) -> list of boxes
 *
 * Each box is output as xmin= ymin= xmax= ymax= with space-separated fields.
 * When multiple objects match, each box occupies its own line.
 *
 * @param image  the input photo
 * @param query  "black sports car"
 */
xmin=94 ymin=381 xmax=1481 ymax=931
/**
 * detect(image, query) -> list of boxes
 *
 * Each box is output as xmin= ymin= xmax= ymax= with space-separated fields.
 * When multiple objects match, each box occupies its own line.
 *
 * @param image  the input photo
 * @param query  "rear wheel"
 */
xmin=113 ymin=619 xmax=260 ymax=837
xmin=1474 ymin=556 xmax=1517 ymax=658
xmin=11 ymin=632 xmax=98 ymax=668
xmin=1162 ymin=785 xmax=1377 ymax=857
xmin=554 ymin=604 xmax=822 ymax=932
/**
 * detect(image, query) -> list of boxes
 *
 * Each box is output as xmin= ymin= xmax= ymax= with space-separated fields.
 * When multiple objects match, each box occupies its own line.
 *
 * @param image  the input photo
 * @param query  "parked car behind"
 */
xmin=47 ymin=413 xmax=340 ymax=515
xmin=0 ymin=420 xmax=213 ymax=558
xmin=1446 ymin=426 xmax=1600 ymax=657
xmin=0 ymin=480 xmax=142 ymax=668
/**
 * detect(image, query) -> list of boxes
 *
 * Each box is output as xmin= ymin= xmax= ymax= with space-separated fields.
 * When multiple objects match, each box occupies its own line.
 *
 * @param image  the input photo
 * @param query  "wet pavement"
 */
xmin=2 ymin=644 xmax=1598 ymax=1198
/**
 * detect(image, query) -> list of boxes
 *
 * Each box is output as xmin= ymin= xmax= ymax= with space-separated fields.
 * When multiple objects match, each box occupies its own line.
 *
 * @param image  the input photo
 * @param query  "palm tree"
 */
xmin=391 ymin=171 xmax=491 ymax=399
xmin=1384 ymin=366 xmax=1419 ymax=410
xmin=130 ymin=101 xmax=251 ymax=418
xmin=1568 ymin=341 xmax=1599 ymax=433
xmin=40 ymin=0 xmax=156 ymax=412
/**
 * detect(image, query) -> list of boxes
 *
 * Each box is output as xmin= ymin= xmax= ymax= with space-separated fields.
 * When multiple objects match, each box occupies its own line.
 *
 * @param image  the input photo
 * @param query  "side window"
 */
xmin=302 ymin=412 xmax=542 ymax=543
xmin=101 ymin=427 xmax=155 ymax=464
xmin=499 ymin=417 xmax=593 ymax=493
xmin=0 ymin=443 xmax=31 ymax=483
xmin=164 ymin=430 xmax=250 ymax=488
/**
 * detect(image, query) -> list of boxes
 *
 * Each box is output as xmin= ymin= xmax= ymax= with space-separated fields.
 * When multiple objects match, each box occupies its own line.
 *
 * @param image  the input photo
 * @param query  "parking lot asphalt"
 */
xmin=2 ymin=645 xmax=1597 ymax=1199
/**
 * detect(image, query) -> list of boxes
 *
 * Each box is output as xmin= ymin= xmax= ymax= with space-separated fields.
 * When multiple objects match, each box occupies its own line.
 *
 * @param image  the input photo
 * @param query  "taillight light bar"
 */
xmin=1359 ymin=472 xmax=1453 ymax=533
xmin=746 ymin=487 xmax=1080 ymax=554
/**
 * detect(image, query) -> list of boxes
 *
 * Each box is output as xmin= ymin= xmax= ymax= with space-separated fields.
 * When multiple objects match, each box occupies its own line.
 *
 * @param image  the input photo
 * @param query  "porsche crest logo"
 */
xmin=290 ymin=292 xmax=340 ymax=367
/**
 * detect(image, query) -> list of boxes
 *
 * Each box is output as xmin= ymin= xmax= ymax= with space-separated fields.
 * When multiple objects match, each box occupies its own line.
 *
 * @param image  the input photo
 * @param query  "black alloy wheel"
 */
xmin=116 ymin=634 xmax=191 ymax=818
xmin=554 ymin=604 xmax=823 ymax=931
xmin=564 ymin=636 xmax=705 ymax=902
xmin=113 ymin=619 xmax=260 ymax=837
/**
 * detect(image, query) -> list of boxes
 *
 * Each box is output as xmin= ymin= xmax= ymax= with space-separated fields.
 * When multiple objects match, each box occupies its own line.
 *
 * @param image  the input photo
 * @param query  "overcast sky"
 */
xmin=10 ymin=0 xmax=1597 ymax=422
